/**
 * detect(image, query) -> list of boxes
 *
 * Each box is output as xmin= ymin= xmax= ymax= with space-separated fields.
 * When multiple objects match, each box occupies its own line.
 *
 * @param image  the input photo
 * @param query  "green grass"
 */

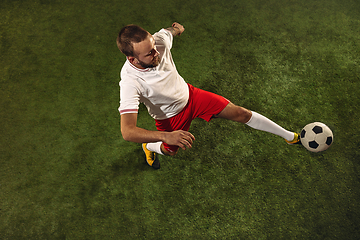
xmin=1 ymin=0 xmax=360 ymax=239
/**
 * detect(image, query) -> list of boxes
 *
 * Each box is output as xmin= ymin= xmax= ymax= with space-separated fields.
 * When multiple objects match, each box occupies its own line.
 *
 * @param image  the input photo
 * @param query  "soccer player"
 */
xmin=117 ymin=22 xmax=300 ymax=169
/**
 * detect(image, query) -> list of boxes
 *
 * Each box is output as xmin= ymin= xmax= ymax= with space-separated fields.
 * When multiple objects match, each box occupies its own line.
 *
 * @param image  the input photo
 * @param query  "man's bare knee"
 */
xmin=217 ymin=102 xmax=252 ymax=123
xmin=237 ymin=106 xmax=252 ymax=123
xmin=161 ymin=144 xmax=178 ymax=156
xmin=165 ymin=151 xmax=177 ymax=156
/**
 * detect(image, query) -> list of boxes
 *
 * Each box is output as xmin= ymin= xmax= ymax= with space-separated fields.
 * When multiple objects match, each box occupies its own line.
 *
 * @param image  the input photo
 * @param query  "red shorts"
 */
xmin=155 ymin=84 xmax=230 ymax=153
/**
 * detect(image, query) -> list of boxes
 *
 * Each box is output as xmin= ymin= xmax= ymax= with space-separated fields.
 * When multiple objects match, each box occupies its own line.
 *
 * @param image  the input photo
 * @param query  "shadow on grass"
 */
xmin=109 ymin=146 xmax=158 ymax=177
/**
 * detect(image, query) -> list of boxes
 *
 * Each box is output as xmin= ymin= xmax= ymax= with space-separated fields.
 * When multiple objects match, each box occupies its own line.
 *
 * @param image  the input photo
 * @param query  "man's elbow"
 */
xmin=121 ymin=133 xmax=130 ymax=142
xmin=121 ymin=128 xmax=132 ymax=142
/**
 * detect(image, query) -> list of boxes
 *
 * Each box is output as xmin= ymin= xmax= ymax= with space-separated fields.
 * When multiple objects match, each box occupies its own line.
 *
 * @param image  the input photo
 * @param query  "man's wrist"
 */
xmin=159 ymin=131 xmax=169 ymax=143
xmin=173 ymin=26 xmax=180 ymax=35
xmin=166 ymin=26 xmax=181 ymax=36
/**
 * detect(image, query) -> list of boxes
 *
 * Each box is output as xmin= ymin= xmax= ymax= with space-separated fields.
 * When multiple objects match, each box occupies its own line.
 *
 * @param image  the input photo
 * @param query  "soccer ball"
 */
xmin=300 ymin=122 xmax=333 ymax=152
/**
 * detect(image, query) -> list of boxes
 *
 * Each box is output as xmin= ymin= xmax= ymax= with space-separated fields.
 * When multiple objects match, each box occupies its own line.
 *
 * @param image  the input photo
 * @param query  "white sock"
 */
xmin=245 ymin=111 xmax=295 ymax=141
xmin=146 ymin=142 xmax=164 ymax=155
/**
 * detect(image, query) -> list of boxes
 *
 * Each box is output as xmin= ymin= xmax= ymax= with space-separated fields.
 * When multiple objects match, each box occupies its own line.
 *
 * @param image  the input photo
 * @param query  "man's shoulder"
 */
xmin=121 ymin=61 xmax=138 ymax=80
xmin=119 ymin=63 xmax=144 ymax=89
xmin=120 ymin=60 xmax=132 ymax=73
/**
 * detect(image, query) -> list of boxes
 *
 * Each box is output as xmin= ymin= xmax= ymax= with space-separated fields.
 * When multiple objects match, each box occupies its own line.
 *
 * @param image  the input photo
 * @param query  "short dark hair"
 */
xmin=117 ymin=25 xmax=149 ymax=57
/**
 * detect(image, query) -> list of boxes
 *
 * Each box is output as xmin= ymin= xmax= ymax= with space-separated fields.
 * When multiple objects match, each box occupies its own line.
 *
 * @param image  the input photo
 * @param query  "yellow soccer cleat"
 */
xmin=285 ymin=132 xmax=302 ymax=145
xmin=142 ymin=143 xmax=160 ymax=169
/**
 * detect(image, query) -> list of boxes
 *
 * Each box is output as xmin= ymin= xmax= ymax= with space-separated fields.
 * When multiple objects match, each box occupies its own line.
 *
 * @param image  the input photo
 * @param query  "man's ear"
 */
xmin=127 ymin=56 xmax=138 ymax=65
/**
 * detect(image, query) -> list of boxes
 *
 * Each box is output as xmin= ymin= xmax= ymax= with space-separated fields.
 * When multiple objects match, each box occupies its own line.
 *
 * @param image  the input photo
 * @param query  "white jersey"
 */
xmin=118 ymin=29 xmax=189 ymax=120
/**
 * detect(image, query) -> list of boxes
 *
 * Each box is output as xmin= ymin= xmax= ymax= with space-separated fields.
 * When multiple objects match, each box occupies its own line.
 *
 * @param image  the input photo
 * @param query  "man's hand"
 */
xmin=172 ymin=22 xmax=184 ymax=35
xmin=166 ymin=22 xmax=185 ymax=36
xmin=163 ymin=130 xmax=195 ymax=150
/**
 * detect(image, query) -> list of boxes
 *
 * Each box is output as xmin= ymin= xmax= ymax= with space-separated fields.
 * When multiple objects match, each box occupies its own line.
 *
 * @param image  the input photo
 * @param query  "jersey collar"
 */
xmin=127 ymin=59 xmax=156 ymax=72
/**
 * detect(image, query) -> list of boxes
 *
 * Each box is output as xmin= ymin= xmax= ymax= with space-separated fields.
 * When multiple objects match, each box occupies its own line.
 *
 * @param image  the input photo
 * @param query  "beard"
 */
xmin=138 ymin=55 xmax=160 ymax=69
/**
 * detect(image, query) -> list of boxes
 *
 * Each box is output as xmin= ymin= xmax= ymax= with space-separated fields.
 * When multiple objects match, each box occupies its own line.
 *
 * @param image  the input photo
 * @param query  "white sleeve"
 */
xmin=118 ymin=80 xmax=140 ymax=115
xmin=154 ymin=29 xmax=173 ymax=49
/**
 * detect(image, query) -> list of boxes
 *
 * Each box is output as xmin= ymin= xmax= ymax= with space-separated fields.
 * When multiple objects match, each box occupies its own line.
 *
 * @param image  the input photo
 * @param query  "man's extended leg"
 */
xmin=216 ymin=102 xmax=300 ymax=143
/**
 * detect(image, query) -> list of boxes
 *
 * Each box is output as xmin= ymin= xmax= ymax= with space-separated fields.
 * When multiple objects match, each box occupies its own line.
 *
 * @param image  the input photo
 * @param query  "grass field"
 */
xmin=1 ymin=0 xmax=360 ymax=239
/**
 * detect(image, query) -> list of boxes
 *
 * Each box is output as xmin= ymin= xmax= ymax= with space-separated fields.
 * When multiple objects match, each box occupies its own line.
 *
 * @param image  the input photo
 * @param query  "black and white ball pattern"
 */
xmin=300 ymin=122 xmax=333 ymax=152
